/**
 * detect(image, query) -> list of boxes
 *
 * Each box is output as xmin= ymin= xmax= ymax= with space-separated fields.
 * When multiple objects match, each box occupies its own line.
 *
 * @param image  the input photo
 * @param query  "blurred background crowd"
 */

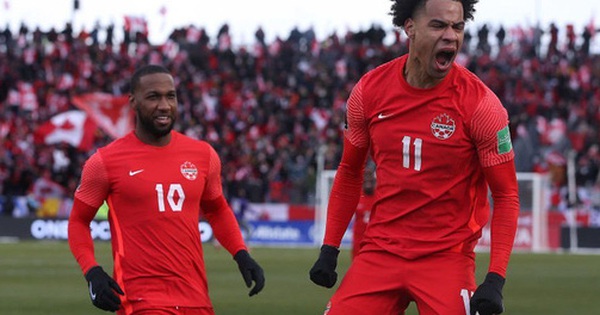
xmin=0 ymin=19 xmax=599 ymax=218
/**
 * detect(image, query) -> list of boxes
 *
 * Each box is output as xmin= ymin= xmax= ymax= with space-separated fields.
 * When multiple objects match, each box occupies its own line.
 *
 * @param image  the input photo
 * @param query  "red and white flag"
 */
xmin=71 ymin=92 xmax=133 ymax=139
xmin=124 ymin=15 xmax=148 ymax=37
xmin=34 ymin=110 xmax=97 ymax=151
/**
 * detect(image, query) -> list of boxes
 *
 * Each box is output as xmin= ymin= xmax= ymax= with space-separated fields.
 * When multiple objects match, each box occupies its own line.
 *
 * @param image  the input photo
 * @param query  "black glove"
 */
xmin=470 ymin=272 xmax=506 ymax=315
xmin=234 ymin=250 xmax=265 ymax=296
xmin=85 ymin=266 xmax=124 ymax=312
xmin=309 ymin=245 xmax=340 ymax=288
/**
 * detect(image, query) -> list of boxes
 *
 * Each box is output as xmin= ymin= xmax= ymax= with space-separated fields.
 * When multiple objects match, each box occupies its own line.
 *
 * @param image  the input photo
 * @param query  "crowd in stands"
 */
xmin=0 ymin=19 xmax=599 ymax=218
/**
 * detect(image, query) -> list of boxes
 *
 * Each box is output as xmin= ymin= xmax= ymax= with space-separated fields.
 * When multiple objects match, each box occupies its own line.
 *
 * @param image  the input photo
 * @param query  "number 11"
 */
xmin=402 ymin=136 xmax=422 ymax=171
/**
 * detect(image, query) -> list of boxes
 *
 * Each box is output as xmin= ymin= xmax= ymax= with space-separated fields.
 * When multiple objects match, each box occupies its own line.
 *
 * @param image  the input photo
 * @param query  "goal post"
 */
xmin=314 ymin=169 xmax=337 ymax=246
xmin=313 ymin=170 xmax=550 ymax=252
xmin=516 ymin=172 xmax=549 ymax=252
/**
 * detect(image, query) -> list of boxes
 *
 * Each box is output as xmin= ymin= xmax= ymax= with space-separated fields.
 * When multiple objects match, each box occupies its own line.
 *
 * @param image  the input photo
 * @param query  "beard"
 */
xmin=136 ymin=108 xmax=175 ymax=138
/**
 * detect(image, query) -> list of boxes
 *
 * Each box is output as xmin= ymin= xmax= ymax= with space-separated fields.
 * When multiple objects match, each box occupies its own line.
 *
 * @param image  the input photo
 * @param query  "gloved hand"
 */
xmin=85 ymin=266 xmax=124 ymax=312
xmin=234 ymin=250 xmax=265 ymax=296
xmin=470 ymin=272 xmax=506 ymax=315
xmin=309 ymin=245 xmax=340 ymax=288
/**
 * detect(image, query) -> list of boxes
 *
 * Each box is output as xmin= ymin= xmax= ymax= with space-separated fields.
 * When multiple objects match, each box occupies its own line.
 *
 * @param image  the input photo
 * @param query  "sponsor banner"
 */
xmin=245 ymin=220 xmax=352 ymax=247
xmin=560 ymin=226 xmax=600 ymax=248
xmin=0 ymin=218 xmax=353 ymax=247
xmin=476 ymin=211 xmax=594 ymax=251
xmin=17 ymin=213 xmax=600 ymax=250
xmin=234 ymin=203 xmax=316 ymax=222
xmin=288 ymin=205 xmax=315 ymax=220
xmin=0 ymin=218 xmax=213 ymax=243
xmin=476 ymin=213 xmax=534 ymax=251
xmin=0 ymin=217 xmax=352 ymax=247
xmin=246 ymin=220 xmax=313 ymax=245
xmin=243 ymin=203 xmax=289 ymax=221
xmin=0 ymin=218 xmax=111 ymax=241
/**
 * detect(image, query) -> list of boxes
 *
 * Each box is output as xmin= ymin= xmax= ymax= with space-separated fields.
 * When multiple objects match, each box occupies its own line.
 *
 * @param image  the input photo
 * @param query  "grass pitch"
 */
xmin=1 ymin=241 xmax=599 ymax=314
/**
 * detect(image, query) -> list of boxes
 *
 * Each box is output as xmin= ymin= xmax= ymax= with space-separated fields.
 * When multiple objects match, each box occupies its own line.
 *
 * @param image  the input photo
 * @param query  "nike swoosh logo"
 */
xmin=129 ymin=169 xmax=144 ymax=176
xmin=378 ymin=113 xmax=391 ymax=119
xmin=89 ymin=282 xmax=97 ymax=300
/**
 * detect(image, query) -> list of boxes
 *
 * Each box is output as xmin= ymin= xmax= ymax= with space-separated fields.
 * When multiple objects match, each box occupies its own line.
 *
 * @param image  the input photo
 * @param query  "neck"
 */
xmin=404 ymin=56 xmax=443 ymax=89
xmin=134 ymin=129 xmax=172 ymax=147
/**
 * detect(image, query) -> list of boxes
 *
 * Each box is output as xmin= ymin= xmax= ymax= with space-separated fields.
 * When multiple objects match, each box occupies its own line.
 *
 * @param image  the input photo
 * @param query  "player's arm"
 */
xmin=483 ymin=161 xmax=519 ymax=277
xmin=470 ymin=89 xmax=520 ymax=277
xmin=68 ymin=153 xmax=108 ymax=275
xmin=471 ymin=161 xmax=519 ymax=315
xmin=201 ymin=146 xmax=247 ymax=254
xmin=470 ymin=89 xmax=519 ymax=315
xmin=323 ymin=137 xmax=369 ymax=247
xmin=323 ymin=79 xmax=370 ymax=248
xmin=69 ymin=198 xmax=101 ymax=274
xmin=68 ymin=153 xmax=124 ymax=312
xmin=310 ymin=79 xmax=369 ymax=288
xmin=201 ymin=146 xmax=264 ymax=296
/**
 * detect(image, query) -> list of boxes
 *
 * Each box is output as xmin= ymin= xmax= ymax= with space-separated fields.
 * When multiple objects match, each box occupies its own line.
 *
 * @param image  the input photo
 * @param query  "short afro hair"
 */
xmin=130 ymin=64 xmax=171 ymax=94
xmin=390 ymin=0 xmax=478 ymax=29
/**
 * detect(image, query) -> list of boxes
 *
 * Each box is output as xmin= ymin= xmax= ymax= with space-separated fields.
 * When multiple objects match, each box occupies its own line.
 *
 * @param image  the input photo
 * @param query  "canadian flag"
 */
xmin=34 ymin=110 xmax=97 ymax=151
xmin=71 ymin=92 xmax=133 ymax=139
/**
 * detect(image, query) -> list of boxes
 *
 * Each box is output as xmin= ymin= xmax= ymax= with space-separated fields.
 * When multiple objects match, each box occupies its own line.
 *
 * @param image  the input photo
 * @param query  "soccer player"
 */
xmin=351 ymin=169 xmax=376 ymax=259
xmin=68 ymin=65 xmax=265 ymax=315
xmin=309 ymin=1 xmax=520 ymax=315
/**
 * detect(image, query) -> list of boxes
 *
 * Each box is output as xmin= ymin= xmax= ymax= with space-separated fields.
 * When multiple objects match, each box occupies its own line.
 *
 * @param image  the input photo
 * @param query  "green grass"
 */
xmin=1 ymin=241 xmax=599 ymax=314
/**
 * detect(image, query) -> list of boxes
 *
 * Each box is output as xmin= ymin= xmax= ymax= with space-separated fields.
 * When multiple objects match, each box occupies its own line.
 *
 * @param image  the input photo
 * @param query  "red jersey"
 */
xmin=325 ymin=55 xmax=517 ymax=266
xmin=352 ymin=193 xmax=375 ymax=258
xmin=69 ymin=131 xmax=246 ymax=310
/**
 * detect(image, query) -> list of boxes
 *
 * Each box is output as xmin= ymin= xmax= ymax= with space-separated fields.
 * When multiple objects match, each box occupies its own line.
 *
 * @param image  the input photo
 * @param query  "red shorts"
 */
xmin=324 ymin=249 xmax=477 ymax=315
xmin=118 ymin=303 xmax=214 ymax=315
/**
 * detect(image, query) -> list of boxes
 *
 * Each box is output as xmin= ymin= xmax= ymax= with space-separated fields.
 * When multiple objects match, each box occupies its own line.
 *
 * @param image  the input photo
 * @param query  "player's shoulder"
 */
xmin=172 ymin=131 xmax=213 ymax=150
xmin=452 ymin=63 xmax=495 ymax=95
xmin=96 ymin=131 xmax=136 ymax=155
xmin=353 ymin=55 xmax=405 ymax=103
xmin=451 ymin=63 xmax=501 ymax=110
xmin=360 ymin=55 xmax=405 ymax=84
xmin=172 ymin=132 xmax=221 ymax=168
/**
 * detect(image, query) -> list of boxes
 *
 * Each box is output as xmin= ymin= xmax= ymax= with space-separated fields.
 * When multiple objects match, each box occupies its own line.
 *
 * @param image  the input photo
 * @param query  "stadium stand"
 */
xmin=0 ymin=20 xmax=598 ymax=218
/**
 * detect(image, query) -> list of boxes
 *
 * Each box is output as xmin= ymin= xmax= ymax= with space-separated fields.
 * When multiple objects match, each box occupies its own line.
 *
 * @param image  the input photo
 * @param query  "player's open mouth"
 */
xmin=435 ymin=50 xmax=455 ymax=70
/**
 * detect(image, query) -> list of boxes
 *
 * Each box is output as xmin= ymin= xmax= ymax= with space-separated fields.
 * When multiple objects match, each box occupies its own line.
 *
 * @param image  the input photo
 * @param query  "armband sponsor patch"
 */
xmin=497 ymin=126 xmax=512 ymax=154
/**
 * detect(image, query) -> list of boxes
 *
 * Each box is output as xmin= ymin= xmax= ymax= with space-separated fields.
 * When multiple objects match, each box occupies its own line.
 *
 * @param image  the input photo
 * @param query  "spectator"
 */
xmin=496 ymin=25 xmax=506 ymax=47
xmin=29 ymin=168 xmax=66 ymax=217
xmin=0 ymin=19 xmax=598 ymax=216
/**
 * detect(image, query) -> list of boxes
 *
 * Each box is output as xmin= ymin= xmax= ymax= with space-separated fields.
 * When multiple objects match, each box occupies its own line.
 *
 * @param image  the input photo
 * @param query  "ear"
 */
xmin=404 ymin=18 xmax=415 ymax=40
xmin=129 ymin=94 xmax=136 ymax=110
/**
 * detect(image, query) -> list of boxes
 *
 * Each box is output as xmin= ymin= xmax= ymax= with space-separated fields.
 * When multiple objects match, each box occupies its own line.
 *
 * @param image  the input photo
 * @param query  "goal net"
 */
xmin=314 ymin=170 xmax=550 ymax=252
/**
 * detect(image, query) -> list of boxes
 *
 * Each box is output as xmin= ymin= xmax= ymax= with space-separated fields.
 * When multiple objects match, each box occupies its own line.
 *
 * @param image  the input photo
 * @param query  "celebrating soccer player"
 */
xmin=309 ymin=1 xmax=520 ymax=315
xmin=68 ymin=65 xmax=265 ymax=315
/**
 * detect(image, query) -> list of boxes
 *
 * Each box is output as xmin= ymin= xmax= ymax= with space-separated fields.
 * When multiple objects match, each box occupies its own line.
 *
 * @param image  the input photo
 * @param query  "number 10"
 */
xmin=155 ymin=183 xmax=185 ymax=212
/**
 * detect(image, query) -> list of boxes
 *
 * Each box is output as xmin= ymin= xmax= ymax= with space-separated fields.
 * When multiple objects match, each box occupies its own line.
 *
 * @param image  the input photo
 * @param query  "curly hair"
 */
xmin=390 ymin=0 xmax=479 ymax=28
